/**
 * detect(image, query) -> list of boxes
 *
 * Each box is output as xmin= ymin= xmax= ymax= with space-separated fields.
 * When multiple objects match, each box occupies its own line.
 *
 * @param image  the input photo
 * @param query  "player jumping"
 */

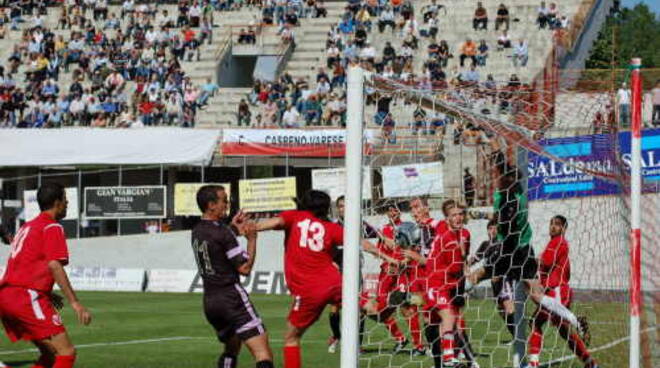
xmin=192 ymin=185 xmax=274 ymax=368
xmin=0 ymin=183 xmax=92 ymax=368
xmin=526 ymin=216 xmax=598 ymax=368
xmin=255 ymin=190 xmax=372 ymax=368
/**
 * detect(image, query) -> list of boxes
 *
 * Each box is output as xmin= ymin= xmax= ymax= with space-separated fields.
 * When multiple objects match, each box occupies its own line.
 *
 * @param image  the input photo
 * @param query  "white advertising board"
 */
xmin=311 ymin=167 xmax=372 ymax=200
xmin=24 ymin=188 xmax=79 ymax=221
xmin=382 ymin=161 xmax=444 ymax=198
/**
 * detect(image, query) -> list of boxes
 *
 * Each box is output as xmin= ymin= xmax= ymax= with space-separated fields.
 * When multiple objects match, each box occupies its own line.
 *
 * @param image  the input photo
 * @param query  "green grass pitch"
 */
xmin=0 ymin=292 xmax=629 ymax=367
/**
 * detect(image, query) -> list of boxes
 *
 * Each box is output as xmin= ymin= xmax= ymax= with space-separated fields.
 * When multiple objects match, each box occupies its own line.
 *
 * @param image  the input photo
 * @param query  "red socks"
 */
xmin=441 ymin=333 xmax=455 ymax=362
xmin=385 ymin=317 xmax=405 ymax=342
xmin=407 ymin=307 xmax=423 ymax=349
xmin=528 ymin=328 xmax=543 ymax=367
xmin=53 ymin=355 xmax=75 ymax=368
xmin=283 ymin=346 xmax=301 ymax=368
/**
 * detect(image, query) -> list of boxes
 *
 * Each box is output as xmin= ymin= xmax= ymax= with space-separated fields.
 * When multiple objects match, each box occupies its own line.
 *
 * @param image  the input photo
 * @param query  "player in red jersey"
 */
xmin=360 ymin=203 xmax=425 ymax=355
xmin=526 ymin=216 xmax=599 ymax=368
xmin=255 ymin=190 xmax=371 ymax=368
xmin=0 ymin=183 xmax=92 ymax=368
xmin=404 ymin=201 xmax=466 ymax=368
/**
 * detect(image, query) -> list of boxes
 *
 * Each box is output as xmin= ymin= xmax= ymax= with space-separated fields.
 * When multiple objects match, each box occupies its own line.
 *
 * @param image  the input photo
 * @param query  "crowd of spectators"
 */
xmin=247 ymin=0 xmax=570 ymax=141
xmin=0 ymin=0 xmax=224 ymax=128
xmin=0 ymin=0 xmax=573 ymax=131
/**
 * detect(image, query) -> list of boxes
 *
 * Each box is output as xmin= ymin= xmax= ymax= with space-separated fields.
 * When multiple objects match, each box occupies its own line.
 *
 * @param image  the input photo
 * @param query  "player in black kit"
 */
xmin=192 ymin=185 xmax=274 ymax=368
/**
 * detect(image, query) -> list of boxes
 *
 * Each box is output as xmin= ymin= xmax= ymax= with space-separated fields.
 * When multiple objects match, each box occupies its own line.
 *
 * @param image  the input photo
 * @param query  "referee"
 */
xmin=192 ymin=185 xmax=274 ymax=368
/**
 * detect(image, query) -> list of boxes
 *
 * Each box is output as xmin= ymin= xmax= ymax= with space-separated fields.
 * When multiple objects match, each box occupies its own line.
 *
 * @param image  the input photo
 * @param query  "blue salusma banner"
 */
xmin=528 ymin=128 xmax=660 ymax=200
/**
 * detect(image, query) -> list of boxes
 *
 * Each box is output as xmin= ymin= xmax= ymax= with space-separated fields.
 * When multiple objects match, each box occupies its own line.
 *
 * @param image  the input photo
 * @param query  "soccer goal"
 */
xmin=340 ymin=61 xmax=658 ymax=368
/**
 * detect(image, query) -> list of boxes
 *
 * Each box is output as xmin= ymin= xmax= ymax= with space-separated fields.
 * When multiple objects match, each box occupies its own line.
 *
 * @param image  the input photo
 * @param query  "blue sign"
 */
xmin=527 ymin=128 xmax=660 ymax=200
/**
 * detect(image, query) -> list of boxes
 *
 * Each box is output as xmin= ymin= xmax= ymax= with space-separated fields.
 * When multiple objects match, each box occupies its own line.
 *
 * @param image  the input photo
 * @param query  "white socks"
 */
xmin=540 ymin=295 xmax=579 ymax=328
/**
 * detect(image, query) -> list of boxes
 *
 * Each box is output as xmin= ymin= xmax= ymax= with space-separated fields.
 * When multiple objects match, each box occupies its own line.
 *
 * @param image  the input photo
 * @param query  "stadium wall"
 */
xmin=1 ymin=196 xmax=656 ymax=294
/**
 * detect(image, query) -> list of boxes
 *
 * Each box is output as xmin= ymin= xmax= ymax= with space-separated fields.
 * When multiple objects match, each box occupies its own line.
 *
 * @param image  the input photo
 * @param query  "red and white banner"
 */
xmin=221 ymin=129 xmax=376 ymax=157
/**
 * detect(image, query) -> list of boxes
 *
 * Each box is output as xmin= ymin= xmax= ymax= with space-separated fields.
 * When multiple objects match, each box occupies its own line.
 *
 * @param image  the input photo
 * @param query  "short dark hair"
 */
xmin=552 ymin=215 xmax=568 ymax=228
xmin=336 ymin=195 xmax=345 ymax=206
xmin=441 ymin=199 xmax=457 ymax=216
xmin=487 ymin=218 xmax=498 ymax=228
xmin=196 ymin=185 xmax=225 ymax=213
xmin=37 ymin=182 xmax=65 ymax=211
xmin=300 ymin=190 xmax=331 ymax=220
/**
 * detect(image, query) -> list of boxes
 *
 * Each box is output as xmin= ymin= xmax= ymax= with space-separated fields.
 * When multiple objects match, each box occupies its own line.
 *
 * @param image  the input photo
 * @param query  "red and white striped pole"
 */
xmin=629 ymin=57 xmax=642 ymax=368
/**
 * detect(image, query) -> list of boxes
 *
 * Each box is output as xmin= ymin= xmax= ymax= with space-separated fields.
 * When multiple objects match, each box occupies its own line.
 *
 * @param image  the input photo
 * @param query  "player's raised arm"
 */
xmin=236 ymin=221 xmax=258 ymax=276
xmin=255 ymin=216 xmax=285 ymax=232
xmin=362 ymin=239 xmax=406 ymax=266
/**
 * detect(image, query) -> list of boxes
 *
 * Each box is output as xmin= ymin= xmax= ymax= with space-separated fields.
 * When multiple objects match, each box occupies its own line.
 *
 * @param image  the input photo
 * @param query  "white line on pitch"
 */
xmin=0 ymin=337 xmax=330 ymax=356
xmin=0 ymin=336 xmax=205 ymax=356
xmin=541 ymin=325 xmax=658 ymax=367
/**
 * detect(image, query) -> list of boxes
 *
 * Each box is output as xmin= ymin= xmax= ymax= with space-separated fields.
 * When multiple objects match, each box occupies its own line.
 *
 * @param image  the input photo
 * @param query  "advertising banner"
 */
xmin=311 ymin=167 xmax=372 ymax=200
xmin=64 ymin=267 xmax=145 ymax=292
xmin=239 ymin=177 xmax=297 ymax=212
xmin=528 ymin=128 xmax=660 ymax=200
xmin=174 ymin=183 xmax=231 ymax=216
xmin=146 ymin=269 xmax=290 ymax=295
xmin=84 ymin=186 xmax=166 ymax=219
xmin=381 ymin=161 xmax=444 ymax=198
xmin=221 ymin=129 xmax=375 ymax=157
xmin=24 ymin=188 xmax=79 ymax=221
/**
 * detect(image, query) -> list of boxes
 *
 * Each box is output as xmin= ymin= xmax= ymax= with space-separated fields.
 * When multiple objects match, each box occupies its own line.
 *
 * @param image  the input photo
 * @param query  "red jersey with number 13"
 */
xmin=280 ymin=210 xmax=344 ymax=294
xmin=1 ymin=213 xmax=69 ymax=292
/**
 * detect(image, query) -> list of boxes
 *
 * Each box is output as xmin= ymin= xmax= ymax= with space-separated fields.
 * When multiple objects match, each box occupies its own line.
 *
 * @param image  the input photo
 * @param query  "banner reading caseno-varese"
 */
xmin=239 ymin=177 xmax=297 ymax=212
xmin=221 ymin=129 xmax=375 ymax=157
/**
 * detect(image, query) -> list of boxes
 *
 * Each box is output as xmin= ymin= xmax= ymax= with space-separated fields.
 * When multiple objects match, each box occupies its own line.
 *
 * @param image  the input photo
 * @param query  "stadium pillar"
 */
xmin=341 ymin=66 xmax=364 ymax=368
xmin=629 ymin=57 xmax=642 ymax=368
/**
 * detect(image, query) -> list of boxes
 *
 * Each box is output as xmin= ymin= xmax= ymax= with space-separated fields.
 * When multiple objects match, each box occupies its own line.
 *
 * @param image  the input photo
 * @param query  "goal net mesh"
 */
xmin=347 ymin=71 xmax=659 ymax=368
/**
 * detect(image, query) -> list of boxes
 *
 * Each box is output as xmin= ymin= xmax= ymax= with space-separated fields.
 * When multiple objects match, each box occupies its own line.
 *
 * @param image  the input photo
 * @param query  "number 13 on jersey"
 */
xmin=297 ymin=219 xmax=325 ymax=252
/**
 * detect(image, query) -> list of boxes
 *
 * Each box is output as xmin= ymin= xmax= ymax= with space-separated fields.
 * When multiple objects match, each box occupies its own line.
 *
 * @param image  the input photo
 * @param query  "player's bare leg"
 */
xmin=283 ymin=322 xmax=308 ymax=368
xmin=243 ymin=333 xmax=274 ymax=367
xmin=454 ymin=311 xmax=478 ymax=368
xmin=31 ymin=340 xmax=57 ymax=368
xmin=36 ymin=332 xmax=76 ymax=368
xmin=361 ymin=299 xmax=406 ymax=351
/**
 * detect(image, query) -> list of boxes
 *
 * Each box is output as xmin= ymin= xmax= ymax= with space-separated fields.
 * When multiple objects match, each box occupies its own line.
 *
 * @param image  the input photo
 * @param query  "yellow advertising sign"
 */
xmin=239 ymin=177 xmax=297 ymax=212
xmin=174 ymin=183 xmax=231 ymax=216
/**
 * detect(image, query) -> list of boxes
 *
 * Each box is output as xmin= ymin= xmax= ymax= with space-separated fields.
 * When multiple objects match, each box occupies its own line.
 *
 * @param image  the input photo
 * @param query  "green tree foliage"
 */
xmin=586 ymin=4 xmax=660 ymax=69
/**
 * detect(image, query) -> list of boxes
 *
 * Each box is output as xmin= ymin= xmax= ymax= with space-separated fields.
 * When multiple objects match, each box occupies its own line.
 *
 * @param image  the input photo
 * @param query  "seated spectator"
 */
xmin=330 ymin=62 xmax=345 ymax=88
xmin=459 ymin=38 xmax=477 ymax=67
xmin=461 ymin=65 xmax=480 ymax=86
xmin=315 ymin=0 xmax=328 ymax=18
xmin=476 ymin=39 xmax=489 ymax=66
xmin=382 ymin=41 xmax=396 ymax=65
xmin=238 ymin=99 xmax=251 ymax=126
xmin=412 ymin=105 xmax=427 ymax=135
xmin=326 ymin=42 xmax=341 ymax=68
xmin=547 ymin=2 xmax=559 ymax=29
xmin=537 ymin=1 xmax=550 ymax=29
xmin=378 ymin=7 xmax=396 ymax=33
xmin=238 ymin=28 xmax=252 ymax=44
xmin=282 ymin=103 xmax=301 ymax=128
xmin=323 ymin=93 xmax=346 ymax=126
xmin=512 ymin=39 xmax=528 ymax=67
xmin=356 ymin=6 xmax=372 ymax=32
xmin=354 ymin=25 xmax=368 ymax=48
xmin=281 ymin=24 xmax=295 ymax=45
xmin=497 ymin=30 xmax=512 ymax=50
xmin=423 ymin=0 xmax=444 ymax=22
xmin=473 ymin=2 xmax=488 ymax=31
xmin=199 ymin=78 xmax=219 ymax=106
xmin=438 ymin=39 xmax=451 ymax=68
xmin=360 ymin=41 xmax=376 ymax=64
xmin=495 ymin=3 xmax=510 ymax=31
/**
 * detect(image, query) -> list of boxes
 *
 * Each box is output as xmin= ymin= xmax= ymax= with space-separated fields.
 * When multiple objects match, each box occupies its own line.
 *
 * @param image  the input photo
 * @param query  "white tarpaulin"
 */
xmin=0 ymin=128 xmax=220 ymax=166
